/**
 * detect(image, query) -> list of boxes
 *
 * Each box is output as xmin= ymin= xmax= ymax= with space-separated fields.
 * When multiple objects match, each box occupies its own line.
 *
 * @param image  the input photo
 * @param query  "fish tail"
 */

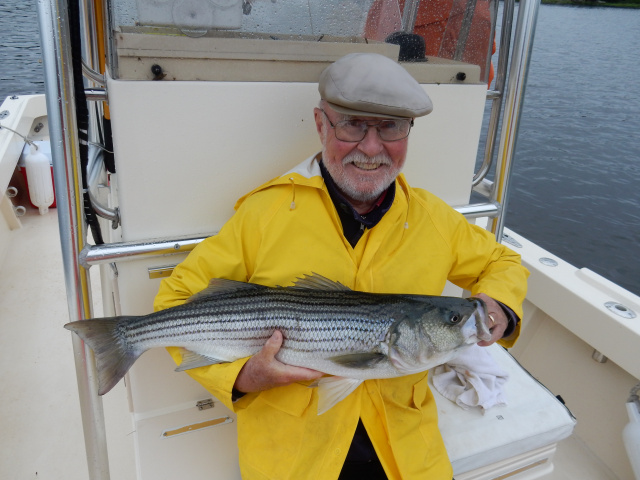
xmin=64 ymin=317 xmax=142 ymax=395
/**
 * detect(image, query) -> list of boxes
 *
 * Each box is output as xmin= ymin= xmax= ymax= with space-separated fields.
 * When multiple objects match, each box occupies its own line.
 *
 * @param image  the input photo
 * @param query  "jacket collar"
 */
xmin=234 ymin=152 xmax=411 ymax=210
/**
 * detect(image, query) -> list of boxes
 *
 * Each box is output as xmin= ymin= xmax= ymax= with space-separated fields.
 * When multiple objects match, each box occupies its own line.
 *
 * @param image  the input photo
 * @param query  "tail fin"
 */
xmin=65 ymin=317 xmax=143 ymax=395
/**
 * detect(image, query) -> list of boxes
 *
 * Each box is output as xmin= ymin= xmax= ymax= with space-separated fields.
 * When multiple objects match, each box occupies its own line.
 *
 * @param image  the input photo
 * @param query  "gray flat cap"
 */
xmin=318 ymin=53 xmax=433 ymax=119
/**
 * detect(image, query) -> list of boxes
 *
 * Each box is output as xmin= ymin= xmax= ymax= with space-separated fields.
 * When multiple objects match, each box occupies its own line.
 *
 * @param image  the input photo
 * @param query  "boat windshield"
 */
xmin=110 ymin=0 xmax=496 ymax=83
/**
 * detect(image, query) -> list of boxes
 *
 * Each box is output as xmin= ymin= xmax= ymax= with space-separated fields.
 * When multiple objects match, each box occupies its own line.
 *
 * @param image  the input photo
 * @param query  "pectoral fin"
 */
xmin=316 ymin=377 xmax=363 ymax=415
xmin=328 ymin=352 xmax=387 ymax=369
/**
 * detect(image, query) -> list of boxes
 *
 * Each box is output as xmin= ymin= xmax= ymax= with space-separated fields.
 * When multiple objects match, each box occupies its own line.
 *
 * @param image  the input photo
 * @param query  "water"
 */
xmin=0 ymin=2 xmax=44 ymax=100
xmin=501 ymin=5 xmax=640 ymax=296
xmin=1 ymin=2 xmax=638 ymax=296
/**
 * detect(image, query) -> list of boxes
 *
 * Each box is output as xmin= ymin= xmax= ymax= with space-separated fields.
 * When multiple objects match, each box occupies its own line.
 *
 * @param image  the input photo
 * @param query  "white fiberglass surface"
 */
xmin=108 ymin=79 xmax=485 ymax=242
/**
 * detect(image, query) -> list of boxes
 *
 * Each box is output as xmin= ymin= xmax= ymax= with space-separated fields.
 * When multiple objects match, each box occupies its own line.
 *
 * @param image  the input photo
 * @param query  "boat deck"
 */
xmin=0 ymin=208 xmax=620 ymax=479
xmin=0 ymin=208 xmax=135 ymax=478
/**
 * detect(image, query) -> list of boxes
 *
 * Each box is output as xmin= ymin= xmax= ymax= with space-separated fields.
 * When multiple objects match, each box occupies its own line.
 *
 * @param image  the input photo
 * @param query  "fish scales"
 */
xmin=127 ymin=312 xmax=387 ymax=353
xmin=126 ymin=306 xmax=384 ymax=337
xmin=64 ymin=273 xmax=490 ymax=412
xmin=125 ymin=290 xmax=394 ymax=351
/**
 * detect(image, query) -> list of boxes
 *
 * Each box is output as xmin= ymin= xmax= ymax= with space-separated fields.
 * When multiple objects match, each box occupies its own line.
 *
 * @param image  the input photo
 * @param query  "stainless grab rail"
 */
xmin=82 ymin=60 xmax=106 ymax=86
xmin=37 ymin=0 xmax=111 ymax=479
xmin=489 ymin=0 xmax=540 ymax=239
xmin=77 ymin=202 xmax=501 ymax=269
xmin=78 ymin=202 xmax=500 ymax=269
xmin=473 ymin=0 xmax=516 ymax=188
xmin=80 ymin=235 xmax=208 ymax=268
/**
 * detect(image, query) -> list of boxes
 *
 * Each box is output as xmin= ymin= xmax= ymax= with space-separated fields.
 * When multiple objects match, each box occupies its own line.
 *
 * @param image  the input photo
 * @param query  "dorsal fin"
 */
xmin=291 ymin=272 xmax=352 ymax=291
xmin=186 ymin=278 xmax=265 ymax=303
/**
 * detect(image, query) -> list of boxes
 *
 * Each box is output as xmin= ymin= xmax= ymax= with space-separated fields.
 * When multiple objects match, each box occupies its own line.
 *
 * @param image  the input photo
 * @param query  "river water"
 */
xmin=1 ymin=2 xmax=639 ymax=296
xmin=500 ymin=4 xmax=640 ymax=297
xmin=0 ymin=2 xmax=44 ymax=99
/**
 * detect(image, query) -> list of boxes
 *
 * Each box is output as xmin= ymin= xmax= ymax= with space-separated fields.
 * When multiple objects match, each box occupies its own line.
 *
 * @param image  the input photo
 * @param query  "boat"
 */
xmin=1 ymin=0 xmax=639 ymax=478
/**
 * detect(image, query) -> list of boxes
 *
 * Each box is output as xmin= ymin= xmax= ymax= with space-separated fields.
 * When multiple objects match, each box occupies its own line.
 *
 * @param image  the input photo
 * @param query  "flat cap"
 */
xmin=318 ymin=52 xmax=433 ymax=119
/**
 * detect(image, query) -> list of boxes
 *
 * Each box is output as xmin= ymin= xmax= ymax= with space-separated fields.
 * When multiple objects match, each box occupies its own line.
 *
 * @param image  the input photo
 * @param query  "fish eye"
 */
xmin=449 ymin=313 xmax=462 ymax=324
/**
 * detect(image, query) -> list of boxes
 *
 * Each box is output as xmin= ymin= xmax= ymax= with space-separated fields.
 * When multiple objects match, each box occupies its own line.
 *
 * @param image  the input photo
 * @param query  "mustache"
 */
xmin=342 ymin=151 xmax=393 ymax=167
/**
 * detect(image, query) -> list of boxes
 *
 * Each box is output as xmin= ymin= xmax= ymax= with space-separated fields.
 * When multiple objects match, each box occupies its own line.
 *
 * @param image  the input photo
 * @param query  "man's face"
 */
xmin=314 ymin=105 xmax=409 ymax=209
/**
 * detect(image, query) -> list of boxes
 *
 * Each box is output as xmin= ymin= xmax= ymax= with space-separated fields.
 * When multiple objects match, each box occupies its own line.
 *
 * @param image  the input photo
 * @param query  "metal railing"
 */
xmin=37 ymin=0 xmax=110 ymax=479
xmin=77 ymin=201 xmax=501 ymax=270
xmin=473 ymin=0 xmax=516 ymax=188
xmin=488 ymin=0 xmax=540 ymax=238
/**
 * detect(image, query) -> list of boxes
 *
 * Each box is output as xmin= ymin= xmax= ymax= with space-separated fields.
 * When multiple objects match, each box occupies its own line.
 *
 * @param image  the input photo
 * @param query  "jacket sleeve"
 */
xmin=426 ymin=195 xmax=529 ymax=348
xmin=153 ymin=201 xmax=262 ymax=411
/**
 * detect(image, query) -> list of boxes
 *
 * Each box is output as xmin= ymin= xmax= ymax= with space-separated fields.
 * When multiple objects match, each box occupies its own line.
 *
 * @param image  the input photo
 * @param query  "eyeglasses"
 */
xmin=320 ymin=109 xmax=413 ymax=143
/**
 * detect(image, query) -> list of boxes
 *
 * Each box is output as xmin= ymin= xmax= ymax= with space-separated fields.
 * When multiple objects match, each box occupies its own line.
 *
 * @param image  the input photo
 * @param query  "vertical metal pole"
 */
xmin=80 ymin=0 xmax=104 ymax=145
xmin=472 ymin=0 xmax=515 ymax=187
xmin=453 ymin=0 xmax=477 ymax=62
xmin=36 ymin=0 xmax=111 ymax=479
xmin=401 ymin=0 xmax=421 ymax=33
xmin=490 ymin=0 xmax=540 ymax=240
xmin=101 ymin=0 xmax=119 ymax=78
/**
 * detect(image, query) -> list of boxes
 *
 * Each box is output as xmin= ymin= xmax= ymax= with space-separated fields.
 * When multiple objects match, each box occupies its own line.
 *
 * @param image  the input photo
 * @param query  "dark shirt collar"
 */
xmin=319 ymin=159 xmax=395 ymax=247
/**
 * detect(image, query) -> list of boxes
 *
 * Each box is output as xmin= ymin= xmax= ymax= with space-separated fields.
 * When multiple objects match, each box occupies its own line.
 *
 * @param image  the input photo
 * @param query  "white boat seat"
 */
xmin=434 ymin=343 xmax=576 ymax=480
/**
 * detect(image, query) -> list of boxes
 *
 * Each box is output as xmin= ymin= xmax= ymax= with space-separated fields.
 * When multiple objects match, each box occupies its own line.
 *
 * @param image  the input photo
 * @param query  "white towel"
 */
xmin=431 ymin=345 xmax=509 ymax=413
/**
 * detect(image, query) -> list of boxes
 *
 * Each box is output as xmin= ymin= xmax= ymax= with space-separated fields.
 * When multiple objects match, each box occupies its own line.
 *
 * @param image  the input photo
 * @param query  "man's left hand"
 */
xmin=473 ymin=293 xmax=508 ymax=346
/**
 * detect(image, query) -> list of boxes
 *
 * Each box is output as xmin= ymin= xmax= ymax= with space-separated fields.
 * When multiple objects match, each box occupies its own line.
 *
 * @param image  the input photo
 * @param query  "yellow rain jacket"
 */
xmin=154 ymin=154 xmax=529 ymax=480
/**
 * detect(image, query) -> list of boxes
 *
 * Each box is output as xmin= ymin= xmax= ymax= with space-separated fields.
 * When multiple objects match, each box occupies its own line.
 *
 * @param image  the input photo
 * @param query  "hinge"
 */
xmin=196 ymin=398 xmax=215 ymax=411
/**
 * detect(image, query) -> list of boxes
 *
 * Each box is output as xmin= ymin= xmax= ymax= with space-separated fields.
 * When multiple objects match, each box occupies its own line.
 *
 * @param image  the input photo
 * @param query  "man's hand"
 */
xmin=473 ymin=293 xmax=508 ymax=347
xmin=234 ymin=330 xmax=324 ymax=393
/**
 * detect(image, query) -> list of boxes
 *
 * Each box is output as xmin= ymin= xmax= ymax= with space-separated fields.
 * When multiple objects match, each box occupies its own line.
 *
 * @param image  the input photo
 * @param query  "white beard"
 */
xmin=323 ymin=148 xmax=401 ymax=204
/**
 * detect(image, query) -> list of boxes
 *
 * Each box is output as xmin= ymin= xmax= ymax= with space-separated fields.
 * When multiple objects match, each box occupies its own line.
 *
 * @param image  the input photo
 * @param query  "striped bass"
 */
xmin=65 ymin=273 xmax=490 ymax=414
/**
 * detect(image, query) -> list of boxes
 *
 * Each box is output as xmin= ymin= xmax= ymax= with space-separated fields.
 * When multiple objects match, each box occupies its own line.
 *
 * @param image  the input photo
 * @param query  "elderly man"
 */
xmin=154 ymin=52 xmax=528 ymax=480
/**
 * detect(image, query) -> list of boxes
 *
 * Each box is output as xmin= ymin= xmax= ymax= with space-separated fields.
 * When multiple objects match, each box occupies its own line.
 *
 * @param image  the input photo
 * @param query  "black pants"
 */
xmin=338 ymin=420 xmax=454 ymax=480
xmin=339 ymin=461 xmax=455 ymax=480
xmin=339 ymin=420 xmax=387 ymax=479
xmin=338 ymin=458 xmax=387 ymax=479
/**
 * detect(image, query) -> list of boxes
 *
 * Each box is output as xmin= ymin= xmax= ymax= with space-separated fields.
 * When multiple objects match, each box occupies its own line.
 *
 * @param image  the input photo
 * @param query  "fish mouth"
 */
xmin=472 ymin=298 xmax=492 ymax=342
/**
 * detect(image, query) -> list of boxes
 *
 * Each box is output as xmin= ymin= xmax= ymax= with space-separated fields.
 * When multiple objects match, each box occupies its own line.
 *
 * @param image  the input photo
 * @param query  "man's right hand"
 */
xmin=233 ymin=330 xmax=324 ymax=393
